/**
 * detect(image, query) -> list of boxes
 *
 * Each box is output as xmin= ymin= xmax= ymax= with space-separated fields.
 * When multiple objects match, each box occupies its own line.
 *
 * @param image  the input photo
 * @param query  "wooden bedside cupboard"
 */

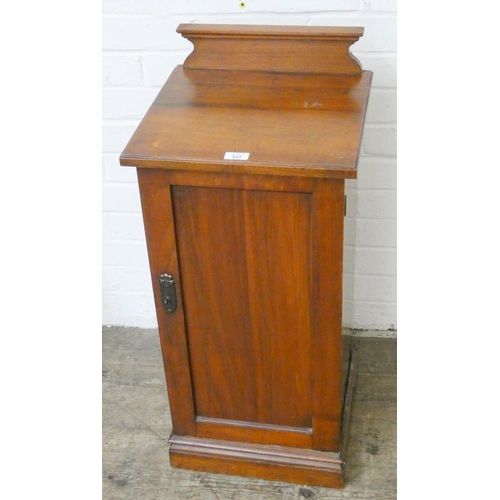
xmin=119 ymin=24 xmax=372 ymax=488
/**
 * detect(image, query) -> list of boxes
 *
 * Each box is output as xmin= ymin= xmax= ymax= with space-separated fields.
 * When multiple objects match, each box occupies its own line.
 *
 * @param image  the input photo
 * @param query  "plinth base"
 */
xmin=170 ymin=435 xmax=344 ymax=488
xmin=168 ymin=342 xmax=359 ymax=488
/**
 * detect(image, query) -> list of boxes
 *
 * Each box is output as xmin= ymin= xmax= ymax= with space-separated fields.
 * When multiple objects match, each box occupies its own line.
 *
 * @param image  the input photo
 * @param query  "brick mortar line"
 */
xmin=103 ymin=265 xmax=151 ymax=269
xmin=102 ymin=181 xmax=140 ymax=186
xmin=103 ymin=239 xmax=147 ymax=244
xmin=351 ymin=216 xmax=397 ymax=220
xmin=351 ymin=273 xmax=397 ymax=278
xmin=364 ymin=124 xmax=397 ymax=128
xmin=345 ymin=246 xmax=397 ymax=252
xmin=355 ymin=217 xmax=397 ymax=221
xmin=102 ymin=119 xmax=141 ymax=126
xmin=102 ymin=12 xmax=396 ymax=19
xmin=102 ymin=50 xmax=189 ymax=55
xmin=358 ymin=156 xmax=397 ymax=162
xmin=102 ymin=180 xmax=138 ymax=185
xmin=352 ymin=299 xmax=397 ymax=304
xmin=360 ymin=153 xmax=397 ymax=159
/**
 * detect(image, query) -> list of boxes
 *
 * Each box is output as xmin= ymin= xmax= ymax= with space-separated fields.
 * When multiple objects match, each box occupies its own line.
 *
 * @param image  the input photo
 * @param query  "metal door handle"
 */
xmin=159 ymin=274 xmax=177 ymax=313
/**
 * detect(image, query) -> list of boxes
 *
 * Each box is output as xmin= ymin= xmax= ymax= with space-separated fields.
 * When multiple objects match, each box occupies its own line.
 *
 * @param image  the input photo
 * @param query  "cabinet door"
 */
xmin=137 ymin=169 xmax=345 ymax=452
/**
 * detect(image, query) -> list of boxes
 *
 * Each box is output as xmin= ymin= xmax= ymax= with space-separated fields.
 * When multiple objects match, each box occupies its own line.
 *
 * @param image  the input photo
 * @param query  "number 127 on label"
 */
xmin=224 ymin=152 xmax=250 ymax=160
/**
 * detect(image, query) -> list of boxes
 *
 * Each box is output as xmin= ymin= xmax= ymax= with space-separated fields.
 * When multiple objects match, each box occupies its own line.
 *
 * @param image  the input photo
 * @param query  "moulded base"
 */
xmin=168 ymin=342 xmax=359 ymax=488
xmin=170 ymin=435 xmax=344 ymax=487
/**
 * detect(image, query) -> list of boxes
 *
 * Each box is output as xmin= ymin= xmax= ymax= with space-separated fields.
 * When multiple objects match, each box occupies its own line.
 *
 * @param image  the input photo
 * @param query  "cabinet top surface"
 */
xmin=120 ymin=24 xmax=372 ymax=179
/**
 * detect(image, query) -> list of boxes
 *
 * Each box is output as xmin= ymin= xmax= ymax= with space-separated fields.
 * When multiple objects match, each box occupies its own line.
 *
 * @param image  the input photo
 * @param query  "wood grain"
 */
xmin=195 ymin=417 xmax=312 ymax=449
xmin=171 ymin=182 xmax=315 ymax=429
xmin=169 ymin=435 xmax=344 ymax=489
xmin=171 ymin=185 xmax=257 ymax=423
xmin=243 ymin=189 xmax=312 ymax=428
xmin=120 ymin=67 xmax=371 ymax=177
xmin=177 ymin=24 xmax=364 ymax=75
xmin=311 ymin=179 xmax=345 ymax=452
xmin=136 ymin=168 xmax=197 ymax=436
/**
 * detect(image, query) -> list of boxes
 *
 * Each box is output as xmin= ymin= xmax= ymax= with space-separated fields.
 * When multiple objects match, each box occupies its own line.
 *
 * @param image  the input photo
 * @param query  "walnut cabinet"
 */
xmin=120 ymin=24 xmax=372 ymax=488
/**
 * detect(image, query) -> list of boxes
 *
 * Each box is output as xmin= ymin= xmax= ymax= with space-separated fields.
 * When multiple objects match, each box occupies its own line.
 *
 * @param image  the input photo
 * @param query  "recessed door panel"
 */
xmin=172 ymin=186 xmax=312 ymax=429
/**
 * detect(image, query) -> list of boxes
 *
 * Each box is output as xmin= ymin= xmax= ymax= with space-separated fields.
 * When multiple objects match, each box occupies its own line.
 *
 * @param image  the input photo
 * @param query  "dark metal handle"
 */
xmin=159 ymin=274 xmax=177 ymax=313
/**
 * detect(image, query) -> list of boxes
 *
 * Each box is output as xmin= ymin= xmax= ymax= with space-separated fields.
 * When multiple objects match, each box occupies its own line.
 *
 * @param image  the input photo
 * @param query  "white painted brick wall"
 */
xmin=102 ymin=1 xmax=397 ymax=330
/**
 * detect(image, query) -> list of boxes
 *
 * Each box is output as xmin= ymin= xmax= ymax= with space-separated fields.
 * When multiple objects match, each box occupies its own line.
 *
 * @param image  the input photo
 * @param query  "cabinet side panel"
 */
xmin=243 ymin=190 xmax=312 ymax=428
xmin=171 ymin=186 xmax=258 ymax=422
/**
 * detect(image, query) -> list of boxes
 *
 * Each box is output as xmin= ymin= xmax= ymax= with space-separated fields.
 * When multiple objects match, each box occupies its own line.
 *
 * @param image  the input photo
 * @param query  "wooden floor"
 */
xmin=103 ymin=326 xmax=396 ymax=499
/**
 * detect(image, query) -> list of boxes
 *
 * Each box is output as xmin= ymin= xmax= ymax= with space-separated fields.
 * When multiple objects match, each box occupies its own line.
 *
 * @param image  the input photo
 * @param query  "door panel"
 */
xmin=172 ymin=186 xmax=312 ymax=429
